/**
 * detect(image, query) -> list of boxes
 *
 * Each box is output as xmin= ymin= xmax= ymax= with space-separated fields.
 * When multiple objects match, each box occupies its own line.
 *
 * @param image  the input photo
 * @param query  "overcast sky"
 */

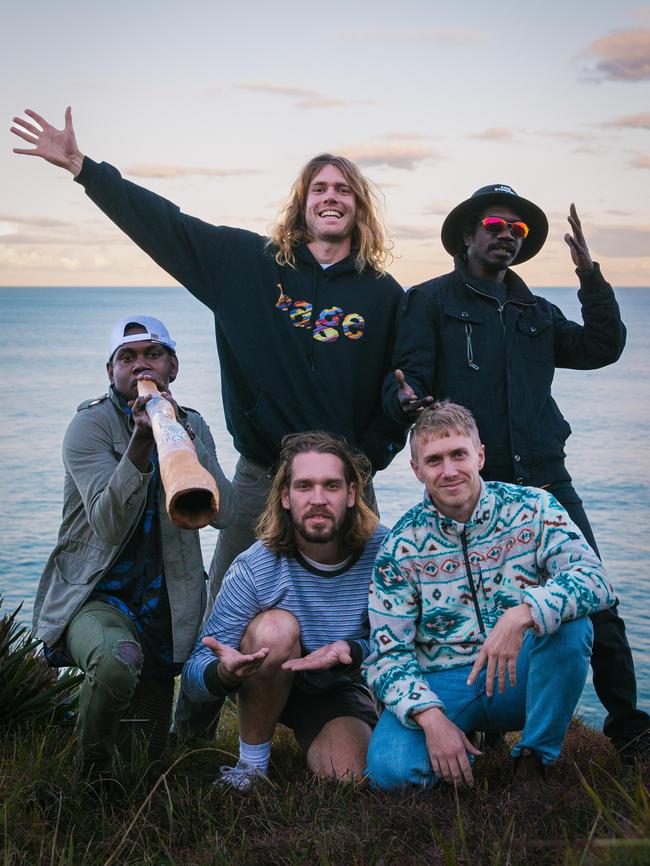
xmin=3 ymin=0 xmax=649 ymax=287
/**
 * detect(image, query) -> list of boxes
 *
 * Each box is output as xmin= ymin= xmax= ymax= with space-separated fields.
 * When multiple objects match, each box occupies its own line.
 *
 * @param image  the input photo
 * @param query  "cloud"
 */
xmin=603 ymin=111 xmax=650 ymax=129
xmin=340 ymin=144 xmax=439 ymax=170
xmin=356 ymin=27 xmax=489 ymax=44
xmin=296 ymin=98 xmax=369 ymax=111
xmin=421 ymin=200 xmax=453 ymax=217
xmin=380 ymin=132 xmax=433 ymax=141
xmin=234 ymin=83 xmax=320 ymax=98
xmin=588 ymin=224 xmax=650 ymax=256
xmin=579 ymin=28 xmax=650 ymax=81
xmin=470 ymin=127 xmax=513 ymax=141
xmin=124 ymin=165 xmax=259 ymax=179
xmin=391 ymin=224 xmax=436 ymax=241
xmin=0 ymin=214 xmax=70 ymax=228
xmin=0 ymin=229 xmax=124 ymax=246
xmin=629 ymin=154 xmax=650 ymax=168
xmin=605 ymin=208 xmax=635 ymax=216
xmin=537 ymin=130 xmax=597 ymax=144
xmin=233 ymin=82 xmax=371 ymax=111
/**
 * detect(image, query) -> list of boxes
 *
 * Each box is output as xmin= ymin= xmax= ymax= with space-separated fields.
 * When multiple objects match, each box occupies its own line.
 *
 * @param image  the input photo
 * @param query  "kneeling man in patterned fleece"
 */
xmin=364 ymin=402 xmax=615 ymax=790
xmin=182 ymin=431 xmax=384 ymax=788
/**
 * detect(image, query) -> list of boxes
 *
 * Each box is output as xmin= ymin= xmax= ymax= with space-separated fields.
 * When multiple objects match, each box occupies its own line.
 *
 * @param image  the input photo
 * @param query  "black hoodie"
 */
xmin=76 ymin=158 xmax=406 ymax=469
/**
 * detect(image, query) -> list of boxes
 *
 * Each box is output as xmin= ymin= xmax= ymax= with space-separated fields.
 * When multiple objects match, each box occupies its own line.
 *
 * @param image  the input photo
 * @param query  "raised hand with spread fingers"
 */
xmin=11 ymin=106 xmax=84 ymax=176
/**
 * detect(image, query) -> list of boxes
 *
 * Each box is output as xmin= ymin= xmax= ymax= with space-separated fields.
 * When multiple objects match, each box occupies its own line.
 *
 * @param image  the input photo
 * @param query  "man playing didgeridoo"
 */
xmin=33 ymin=316 xmax=236 ymax=779
xmin=12 ymin=107 xmax=405 ymax=737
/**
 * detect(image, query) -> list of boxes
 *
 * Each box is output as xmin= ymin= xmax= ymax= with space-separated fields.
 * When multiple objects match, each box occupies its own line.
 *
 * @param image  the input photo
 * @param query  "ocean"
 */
xmin=1 ymin=285 xmax=648 ymax=730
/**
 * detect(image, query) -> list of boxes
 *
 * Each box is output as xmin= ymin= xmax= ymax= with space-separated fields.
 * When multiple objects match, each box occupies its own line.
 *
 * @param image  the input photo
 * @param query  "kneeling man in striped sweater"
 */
xmin=182 ymin=431 xmax=384 ymax=788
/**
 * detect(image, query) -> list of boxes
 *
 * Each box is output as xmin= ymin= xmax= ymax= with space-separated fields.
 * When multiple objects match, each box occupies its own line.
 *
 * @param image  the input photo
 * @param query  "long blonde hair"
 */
xmin=268 ymin=153 xmax=393 ymax=275
xmin=256 ymin=431 xmax=379 ymax=557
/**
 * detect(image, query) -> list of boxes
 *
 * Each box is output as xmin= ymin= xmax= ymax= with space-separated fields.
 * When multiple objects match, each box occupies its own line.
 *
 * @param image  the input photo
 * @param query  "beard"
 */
xmin=293 ymin=509 xmax=346 ymax=545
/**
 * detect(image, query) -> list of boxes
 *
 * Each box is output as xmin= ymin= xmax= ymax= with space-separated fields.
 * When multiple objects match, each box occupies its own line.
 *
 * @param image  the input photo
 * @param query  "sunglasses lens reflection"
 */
xmin=482 ymin=217 xmax=529 ymax=239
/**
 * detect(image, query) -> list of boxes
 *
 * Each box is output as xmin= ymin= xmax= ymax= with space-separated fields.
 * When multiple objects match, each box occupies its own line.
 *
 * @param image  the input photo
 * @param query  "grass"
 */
xmin=1 ymin=704 xmax=649 ymax=866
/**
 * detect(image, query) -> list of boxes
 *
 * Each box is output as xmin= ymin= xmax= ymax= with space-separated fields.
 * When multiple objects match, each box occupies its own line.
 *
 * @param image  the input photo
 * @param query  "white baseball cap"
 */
xmin=108 ymin=315 xmax=176 ymax=361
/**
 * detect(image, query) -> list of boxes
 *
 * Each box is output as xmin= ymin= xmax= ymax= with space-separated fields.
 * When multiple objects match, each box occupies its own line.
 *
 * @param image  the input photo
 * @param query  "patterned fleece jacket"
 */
xmin=363 ymin=481 xmax=615 ymax=728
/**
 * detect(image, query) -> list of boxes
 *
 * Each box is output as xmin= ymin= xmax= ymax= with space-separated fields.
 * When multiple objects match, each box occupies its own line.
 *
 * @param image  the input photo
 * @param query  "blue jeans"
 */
xmin=366 ymin=617 xmax=593 ymax=790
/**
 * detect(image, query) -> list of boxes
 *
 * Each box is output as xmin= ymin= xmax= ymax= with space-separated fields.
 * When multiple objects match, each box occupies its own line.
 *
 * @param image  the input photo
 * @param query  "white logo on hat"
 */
xmin=494 ymin=185 xmax=515 ymax=194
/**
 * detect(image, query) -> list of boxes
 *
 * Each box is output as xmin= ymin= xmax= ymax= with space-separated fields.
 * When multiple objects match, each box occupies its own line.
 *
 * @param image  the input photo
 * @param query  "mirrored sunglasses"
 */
xmin=481 ymin=217 xmax=529 ymax=239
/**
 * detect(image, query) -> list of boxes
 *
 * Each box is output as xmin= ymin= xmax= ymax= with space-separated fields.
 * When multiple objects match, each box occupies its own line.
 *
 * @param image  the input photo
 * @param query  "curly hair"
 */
xmin=256 ymin=431 xmax=379 ymax=557
xmin=267 ymin=153 xmax=393 ymax=275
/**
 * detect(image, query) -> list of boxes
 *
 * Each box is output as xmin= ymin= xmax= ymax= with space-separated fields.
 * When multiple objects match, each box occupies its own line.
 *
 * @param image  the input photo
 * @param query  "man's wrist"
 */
xmin=510 ymin=603 xmax=534 ymax=630
xmin=69 ymin=152 xmax=85 ymax=177
xmin=217 ymin=665 xmax=241 ymax=690
xmin=412 ymin=706 xmax=445 ymax=729
xmin=130 ymin=425 xmax=154 ymax=443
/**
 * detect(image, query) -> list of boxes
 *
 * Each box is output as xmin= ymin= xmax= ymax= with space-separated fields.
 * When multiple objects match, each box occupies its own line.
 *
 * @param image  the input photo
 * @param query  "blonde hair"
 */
xmin=409 ymin=401 xmax=481 ymax=459
xmin=256 ymin=431 xmax=379 ymax=557
xmin=267 ymin=153 xmax=393 ymax=275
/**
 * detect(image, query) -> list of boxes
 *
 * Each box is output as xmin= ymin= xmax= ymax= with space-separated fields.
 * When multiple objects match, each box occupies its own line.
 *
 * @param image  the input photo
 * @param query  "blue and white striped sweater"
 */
xmin=182 ymin=526 xmax=387 ymax=702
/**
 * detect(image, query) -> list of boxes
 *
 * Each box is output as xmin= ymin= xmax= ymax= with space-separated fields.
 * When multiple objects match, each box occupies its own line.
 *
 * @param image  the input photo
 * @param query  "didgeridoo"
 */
xmin=137 ymin=379 xmax=219 ymax=530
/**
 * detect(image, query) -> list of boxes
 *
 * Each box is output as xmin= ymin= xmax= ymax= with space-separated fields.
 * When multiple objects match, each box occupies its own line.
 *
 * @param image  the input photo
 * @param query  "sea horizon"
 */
xmin=1 ymin=284 xmax=648 ymax=731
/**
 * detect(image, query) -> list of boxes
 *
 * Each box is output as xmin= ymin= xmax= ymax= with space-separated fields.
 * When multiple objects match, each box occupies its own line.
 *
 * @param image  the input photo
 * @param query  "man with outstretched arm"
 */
xmin=182 ymin=432 xmax=385 ymax=788
xmin=364 ymin=402 xmax=615 ymax=791
xmin=382 ymin=183 xmax=650 ymax=764
xmin=12 ymin=106 xmax=405 ymax=736
xmin=33 ymin=316 xmax=236 ymax=779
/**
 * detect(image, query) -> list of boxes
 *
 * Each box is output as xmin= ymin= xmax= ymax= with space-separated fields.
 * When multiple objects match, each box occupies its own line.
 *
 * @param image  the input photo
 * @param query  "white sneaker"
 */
xmin=215 ymin=760 xmax=267 ymax=791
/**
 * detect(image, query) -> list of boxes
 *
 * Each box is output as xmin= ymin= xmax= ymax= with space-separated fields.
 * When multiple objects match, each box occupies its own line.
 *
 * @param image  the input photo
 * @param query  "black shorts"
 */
xmin=279 ymin=679 xmax=378 ymax=755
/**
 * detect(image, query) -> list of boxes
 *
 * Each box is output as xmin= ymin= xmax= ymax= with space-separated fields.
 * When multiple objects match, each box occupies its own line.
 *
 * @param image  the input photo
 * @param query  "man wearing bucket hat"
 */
xmin=382 ymin=185 xmax=650 ymax=764
xmin=33 ymin=316 xmax=236 ymax=779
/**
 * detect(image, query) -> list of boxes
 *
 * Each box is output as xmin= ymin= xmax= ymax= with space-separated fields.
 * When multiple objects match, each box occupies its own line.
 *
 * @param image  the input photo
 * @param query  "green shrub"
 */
xmin=0 ymin=597 xmax=82 ymax=726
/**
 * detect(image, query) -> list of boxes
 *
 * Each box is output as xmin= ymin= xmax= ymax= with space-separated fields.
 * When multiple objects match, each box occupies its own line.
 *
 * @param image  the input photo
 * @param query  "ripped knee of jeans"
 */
xmin=112 ymin=640 xmax=144 ymax=676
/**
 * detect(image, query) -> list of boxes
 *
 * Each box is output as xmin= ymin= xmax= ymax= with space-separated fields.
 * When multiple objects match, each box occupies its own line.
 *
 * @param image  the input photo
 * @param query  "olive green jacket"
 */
xmin=33 ymin=388 xmax=236 ymax=661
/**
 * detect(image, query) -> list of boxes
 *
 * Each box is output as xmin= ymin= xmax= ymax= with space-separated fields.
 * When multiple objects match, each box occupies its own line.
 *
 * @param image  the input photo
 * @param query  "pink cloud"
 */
xmin=381 ymin=132 xmax=433 ymax=141
xmin=0 ymin=214 xmax=70 ymax=228
xmin=296 ymin=98 xmax=374 ymax=111
xmin=538 ymin=131 xmax=597 ymax=143
xmin=359 ymin=27 xmax=489 ymax=44
xmin=234 ymin=83 xmax=319 ymax=98
xmin=604 ymin=111 xmax=650 ymax=129
xmin=470 ymin=127 xmax=513 ymax=141
xmin=233 ymin=82 xmax=370 ymax=111
xmin=125 ymin=165 xmax=259 ymax=179
xmin=580 ymin=28 xmax=650 ymax=81
xmin=391 ymin=224 xmax=436 ymax=241
xmin=629 ymin=154 xmax=650 ymax=168
xmin=341 ymin=144 xmax=439 ymax=171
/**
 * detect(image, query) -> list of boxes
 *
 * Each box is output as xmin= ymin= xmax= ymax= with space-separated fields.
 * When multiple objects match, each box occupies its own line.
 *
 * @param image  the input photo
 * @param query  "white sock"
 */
xmin=238 ymin=738 xmax=271 ymax=773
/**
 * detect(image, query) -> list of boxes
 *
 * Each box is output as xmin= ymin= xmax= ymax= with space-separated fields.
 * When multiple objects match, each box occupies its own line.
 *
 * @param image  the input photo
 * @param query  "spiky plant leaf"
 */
xmin=0 ymin=597 xmax=82 ymax=725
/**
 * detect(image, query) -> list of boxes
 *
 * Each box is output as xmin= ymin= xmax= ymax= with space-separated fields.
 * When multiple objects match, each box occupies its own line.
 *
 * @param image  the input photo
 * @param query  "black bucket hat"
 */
xmin=441 ymin=184 xmax=549 ymax=264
